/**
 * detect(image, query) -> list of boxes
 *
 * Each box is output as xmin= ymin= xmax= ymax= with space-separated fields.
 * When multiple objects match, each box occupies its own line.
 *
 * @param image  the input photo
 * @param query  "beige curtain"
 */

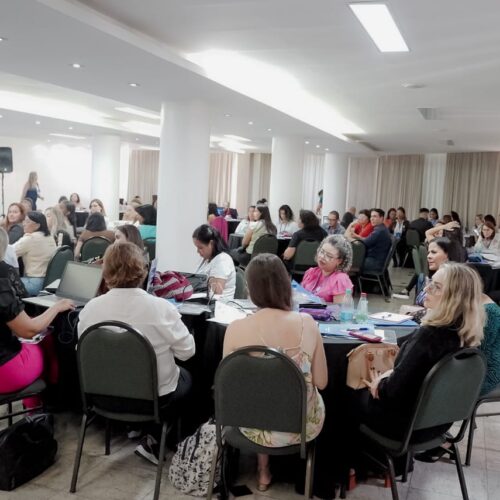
xmin=302 ymin=154 xmax=324 ymax=211
xmin=346 ymin=157 xmax=379 ymax=211
xmin=208 ymin=152 xmax=234 ymax=205
xmin=443 ymin=152 xmax=500 ymax=229
xmin=248 ymin=153 xmax=271 ymax=204
xmin=376 ymin=155 xmax=424 ymax=219
xmin=127 ymin=150 xmax=159 ymax=204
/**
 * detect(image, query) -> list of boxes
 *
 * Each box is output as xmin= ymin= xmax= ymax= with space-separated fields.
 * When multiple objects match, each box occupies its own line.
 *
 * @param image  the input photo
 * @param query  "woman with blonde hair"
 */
xmin=21 ymin=171 xmax=44 ymax=211
xmin=45 ymin=206 xmax=72 ymax=247
xmin=353 ymin=263 xmax=484 ymax=444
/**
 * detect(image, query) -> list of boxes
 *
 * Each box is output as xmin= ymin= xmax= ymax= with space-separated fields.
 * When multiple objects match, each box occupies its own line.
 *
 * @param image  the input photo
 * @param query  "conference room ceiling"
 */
xmin=2 ymin=0 xmax=500 ymax=153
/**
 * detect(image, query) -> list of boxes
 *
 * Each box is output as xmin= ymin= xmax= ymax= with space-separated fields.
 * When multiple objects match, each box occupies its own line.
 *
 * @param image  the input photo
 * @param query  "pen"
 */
xmin=347 ymin=328 xmax=369 ymax=332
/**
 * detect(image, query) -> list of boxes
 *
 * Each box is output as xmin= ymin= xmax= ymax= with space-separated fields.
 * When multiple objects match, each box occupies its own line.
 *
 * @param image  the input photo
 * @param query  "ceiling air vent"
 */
xmin=344 ymin=134 xmax=380 ymax=152
xmin=417 ymin=107 xmax=439 ymax=120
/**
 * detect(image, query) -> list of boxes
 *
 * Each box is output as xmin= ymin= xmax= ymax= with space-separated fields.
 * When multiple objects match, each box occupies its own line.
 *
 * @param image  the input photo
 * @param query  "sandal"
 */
xmin=256 ymin=467 xmax=272 ymax=492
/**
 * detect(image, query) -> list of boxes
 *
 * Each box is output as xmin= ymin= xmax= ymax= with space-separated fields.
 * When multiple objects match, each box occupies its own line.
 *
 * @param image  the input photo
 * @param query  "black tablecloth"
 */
xmin=227 ymin=234 xmax=291 ymax=254
xmin=228 ymin=220 xmax=240 ymax=235
xmin=183 ymin=314 xmax=414 ymax=498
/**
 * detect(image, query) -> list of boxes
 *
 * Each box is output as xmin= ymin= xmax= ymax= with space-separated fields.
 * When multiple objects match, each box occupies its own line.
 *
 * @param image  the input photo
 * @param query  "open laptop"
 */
xmin=23 ymin=261 xmax=103 ymax=308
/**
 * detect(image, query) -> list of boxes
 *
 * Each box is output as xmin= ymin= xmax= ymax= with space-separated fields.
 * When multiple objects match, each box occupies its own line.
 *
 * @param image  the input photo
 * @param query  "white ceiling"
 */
xmin=2 ymin=0 xmax=500 ymax=153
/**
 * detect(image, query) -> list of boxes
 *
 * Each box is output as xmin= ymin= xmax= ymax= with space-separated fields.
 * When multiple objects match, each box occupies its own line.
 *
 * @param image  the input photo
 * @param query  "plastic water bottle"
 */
xmin=355 ymin=293 xmax=369 ymax=323
xmin=340 ymin=288 xmax=354 ymax=323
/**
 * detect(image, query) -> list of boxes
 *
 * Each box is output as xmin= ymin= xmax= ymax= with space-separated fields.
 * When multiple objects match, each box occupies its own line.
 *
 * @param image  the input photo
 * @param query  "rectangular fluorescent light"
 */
xmin=49 ymin=133 xmax=86 ymax=140
xmin=349 ymin=3 xmax=409 ymax=52
xmin=115 ymin=106 xmax=160 ymax=120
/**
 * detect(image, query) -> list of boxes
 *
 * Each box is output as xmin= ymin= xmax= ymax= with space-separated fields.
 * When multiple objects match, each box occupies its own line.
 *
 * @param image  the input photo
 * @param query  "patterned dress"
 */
xmin=239 ymin=316 xmax=325 ymax=447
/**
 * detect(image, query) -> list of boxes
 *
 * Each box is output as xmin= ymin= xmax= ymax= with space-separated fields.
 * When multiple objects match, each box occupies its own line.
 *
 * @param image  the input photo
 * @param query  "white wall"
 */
xmin=0 ymin=136 xmax=92 ymax=213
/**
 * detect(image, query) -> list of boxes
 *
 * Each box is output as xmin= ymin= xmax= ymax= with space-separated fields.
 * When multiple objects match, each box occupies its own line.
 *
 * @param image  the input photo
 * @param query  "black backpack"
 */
xmin=0 ymin=413 xmax=58 ymax=491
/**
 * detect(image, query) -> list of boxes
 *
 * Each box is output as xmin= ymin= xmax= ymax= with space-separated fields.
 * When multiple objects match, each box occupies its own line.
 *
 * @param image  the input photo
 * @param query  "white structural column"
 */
xmin=91 ymin=135 xmax=121 ymax=221
xmin=323 ymin=153 xmax=348 ymax=215
xmin=269 ymin=136 xmax=304 ymax=220
xmin=157 ymin=101 xmax=210 ymax=271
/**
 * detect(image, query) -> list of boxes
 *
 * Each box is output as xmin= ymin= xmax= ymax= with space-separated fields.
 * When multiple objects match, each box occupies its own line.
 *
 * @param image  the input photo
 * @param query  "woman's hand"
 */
xmin=363 ymin=369 xmax=393 ymax=399
xmin=444 ymin=221 xmax=460 ymax=230
xmin=53 ymin=299 xmax=76 ymax=313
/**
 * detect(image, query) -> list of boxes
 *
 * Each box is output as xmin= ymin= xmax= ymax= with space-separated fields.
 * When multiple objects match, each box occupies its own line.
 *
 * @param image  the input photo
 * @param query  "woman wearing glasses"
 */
xmin=301 ymin=235 xmax=353 ymax=303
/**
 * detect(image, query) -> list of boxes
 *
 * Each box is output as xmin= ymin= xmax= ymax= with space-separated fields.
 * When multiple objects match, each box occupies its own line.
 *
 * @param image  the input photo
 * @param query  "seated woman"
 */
xmin=77 ymin=243 xmax=195 ymax=463
xmin=207 ymin=202 xmax=219 ymax=224
xmin=354 ymin=263 xmax=484 ymax=445
xmin=429 ymin=208 xmax=440 ymax=226
xmin=473 ymin=221 xmax=500 ymax=255
xmin=115 ymin=224 xmax=145 ymax=250
xmin=301 ymin=235 xmax=353 ymax=303
xmin=384 ymin=208 xmax=396 ymax=229
xmin=192 ymin=225 xmax=236 ymax=300
xmin=346 ymin=209 xmax=373 ymax=239
xmin=0 ymin=227 xmax=74 ymax=406
xmin=231 ymin=205 xmax=277 ymax=267
xmin=480 ymin=294 xmax=500 ymax=396
xmin=70 ymin=192 xmax=85 ymax=211
xmin=223 ymin=254 xmax=327 ymax=490
xmin=1 ymin=203 xmax=25 ymax=244
xmin=59 ymin=200 xmax=77 ymax=242
xmin=13 ymin=212 xmax=57 ymax=296
xmin=135 ymin=204 xmax=157 ymax=240
xmin=74 ymin=213 xmax=115 ymax=260
xmin=277 ymin=204 xmax=298 ymax=238
xmin=89 ymin=198 xmax=110 ymax=227
xmin=392 ymin=206 xmax=410 ymax=267
xmin=283 ymin=209 xmax=327 ymax=262
xmin=234 ymin=205 xmax=256 ymax=235
xmin=45 ymin=206 xmax=72 ymax=247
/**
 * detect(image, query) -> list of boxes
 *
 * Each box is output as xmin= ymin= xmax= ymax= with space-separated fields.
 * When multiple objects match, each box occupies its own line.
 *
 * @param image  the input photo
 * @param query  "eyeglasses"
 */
xmin=317 ymin=248 xmax=340 ymax=261
xmin=424 ymin=279 xmax=442 ymax=294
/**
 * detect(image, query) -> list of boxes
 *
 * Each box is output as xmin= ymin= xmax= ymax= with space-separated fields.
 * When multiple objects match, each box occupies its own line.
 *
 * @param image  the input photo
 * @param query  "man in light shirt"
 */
xmin=322 ymin=210 xmax=345 ymax=236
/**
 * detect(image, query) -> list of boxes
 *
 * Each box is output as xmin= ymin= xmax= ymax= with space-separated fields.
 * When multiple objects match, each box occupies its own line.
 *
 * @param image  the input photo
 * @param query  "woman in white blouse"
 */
xmin=277 ymin=204 xmax=298 ymax=238
xmin=474 ymin=221 xmax=500 ymax=255
xmin=14 ymin=211 xmax=56 ymax=296
xmin=192 ymin=224 xmax=236 ymax=299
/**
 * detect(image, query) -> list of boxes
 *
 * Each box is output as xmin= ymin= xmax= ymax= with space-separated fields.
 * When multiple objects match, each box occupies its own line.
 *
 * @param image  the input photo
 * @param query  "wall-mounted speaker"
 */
xmin=0 ymin=147 xmax=13 ymax=173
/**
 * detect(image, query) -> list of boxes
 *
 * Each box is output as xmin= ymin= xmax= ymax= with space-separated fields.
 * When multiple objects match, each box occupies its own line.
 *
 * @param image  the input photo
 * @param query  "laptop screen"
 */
xmin=57 ymin=262 xmax=103 ymax=301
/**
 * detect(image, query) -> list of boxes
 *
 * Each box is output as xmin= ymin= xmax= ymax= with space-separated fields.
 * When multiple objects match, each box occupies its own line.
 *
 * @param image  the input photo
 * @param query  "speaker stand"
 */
xmin=1 ymin=172 xmax=4 ymax=218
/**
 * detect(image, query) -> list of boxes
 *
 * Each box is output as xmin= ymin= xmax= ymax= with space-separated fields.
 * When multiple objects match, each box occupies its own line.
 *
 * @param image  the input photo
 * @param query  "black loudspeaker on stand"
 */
xmin=0 ymin=147 xmax=13 ymax=217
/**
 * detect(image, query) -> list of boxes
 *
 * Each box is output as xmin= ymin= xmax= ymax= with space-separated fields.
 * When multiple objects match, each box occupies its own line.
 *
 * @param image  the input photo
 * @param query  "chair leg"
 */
xmin=70 ymin=413 xmax=89 ymax=493
xmin=451 ymin=443 xmax=469 ymax=500
xmin=7 ymin=402 xmax=13 ymax=426
xmin=385 ymin=454 xmax=399 ymax=500
xmin=104 ymin=419 xmax=111 ymax=455
xmin=206 ymin=443 xmax=220 ymax=500
xmin=153 ymin=421 xmax=168 ymax=500
xmin=305 ymin=441 xmax=316 ymax=499
xmin=465 ymin=408 xmax=479 ymax=466
xmin=401 ymin=452 xmax=412 ymax=483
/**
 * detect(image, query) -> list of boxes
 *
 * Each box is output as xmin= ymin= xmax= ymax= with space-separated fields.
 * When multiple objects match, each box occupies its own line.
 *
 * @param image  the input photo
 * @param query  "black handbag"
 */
xmin=0 ymin=413 xmax=58 ymax=491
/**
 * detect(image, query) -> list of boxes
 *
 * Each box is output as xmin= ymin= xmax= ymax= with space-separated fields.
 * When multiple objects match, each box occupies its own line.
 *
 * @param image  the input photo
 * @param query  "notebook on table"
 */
xmin=23 ymin=261 xmax=103 ymax=308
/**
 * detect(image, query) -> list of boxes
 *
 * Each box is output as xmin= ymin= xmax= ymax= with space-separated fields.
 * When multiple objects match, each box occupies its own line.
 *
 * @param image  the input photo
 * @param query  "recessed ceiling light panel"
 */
xmin=349 ymin=3 xmax=409 ymax=52
xmin=115 ymin=106 xmax=160 ymax=120
xmin=49 ymin=133 xmax=86 ymax=140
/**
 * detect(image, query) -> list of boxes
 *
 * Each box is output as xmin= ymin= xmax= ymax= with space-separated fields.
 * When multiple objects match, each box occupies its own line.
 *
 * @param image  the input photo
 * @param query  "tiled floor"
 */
xmin=1 ymin=267 xmax=499 ymax=499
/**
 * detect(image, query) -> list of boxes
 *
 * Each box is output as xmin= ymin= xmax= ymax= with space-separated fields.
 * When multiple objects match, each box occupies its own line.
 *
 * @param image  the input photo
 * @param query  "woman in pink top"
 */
xmin=301 ymin=235 xmax=353 ymax=303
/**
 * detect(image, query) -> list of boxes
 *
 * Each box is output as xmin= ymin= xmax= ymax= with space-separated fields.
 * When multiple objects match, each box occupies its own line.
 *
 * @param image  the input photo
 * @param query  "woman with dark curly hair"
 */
xmin=301 ymin=235 xmax=353 ymax=303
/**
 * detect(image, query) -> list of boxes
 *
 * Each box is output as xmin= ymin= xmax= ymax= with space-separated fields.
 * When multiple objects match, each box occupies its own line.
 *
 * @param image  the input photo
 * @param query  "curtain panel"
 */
xmin=127 ymin=149 xmax=159 ymax=204
xmin=302 ymin=154 xmax=325 ymax=211
xmin=346 ymin=157 xmax=379 ymax=211
xmin=443 ymin=152 xmax=500 ymax=229
xmin=208 ymin=152 xmax=235 ymax=206
xmin=421 ymin=153 xmax=447 ymax=217
xmin=248 ymin=153 xmax=271 ymax=204
xmin=376 ymin=154 xmax=424 ymax=219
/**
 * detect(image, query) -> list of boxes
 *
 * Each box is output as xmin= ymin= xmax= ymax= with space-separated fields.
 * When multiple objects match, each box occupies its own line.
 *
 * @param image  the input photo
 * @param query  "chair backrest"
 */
xmin=251 ymin=234 xmax=279 ymax=257
xmin=143 ymin=237 xmax=156 ymax=261
xmin=401 ymin=348 xmax=486 ymax=451
xmin=382 ymin=237 xmax=398 ymax=272
xmin=43 ymin=245 xmax=74 ymax=287
xmin=350 ymin=240 xmax=366 ymax=273
xmin=77 ymin=321 xmax=160 ymax=421
xmin=412 ymin=247 xmax=423 ymax=276
xmin=234 ymin=267 xmax=248 ymax=299
xmin=80 ymin=236 xmax=111 ymax=262
xmin=210 ymin=216 xmax=229 ymax=242
xmin=291 ymin=240 xmax=321 ymax=273
xmin=405 ymin=229 xmax=421 ymax=248
xmin=214 ymin=346 xmax=308 ymax=457
xmin=419 ymin=244 xmax=429 ymax=276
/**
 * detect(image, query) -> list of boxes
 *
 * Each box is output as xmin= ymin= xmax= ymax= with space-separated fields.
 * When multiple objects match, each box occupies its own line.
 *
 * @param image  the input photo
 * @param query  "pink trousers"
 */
xmin=0 ymin=335 xmax=59 ymax=407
